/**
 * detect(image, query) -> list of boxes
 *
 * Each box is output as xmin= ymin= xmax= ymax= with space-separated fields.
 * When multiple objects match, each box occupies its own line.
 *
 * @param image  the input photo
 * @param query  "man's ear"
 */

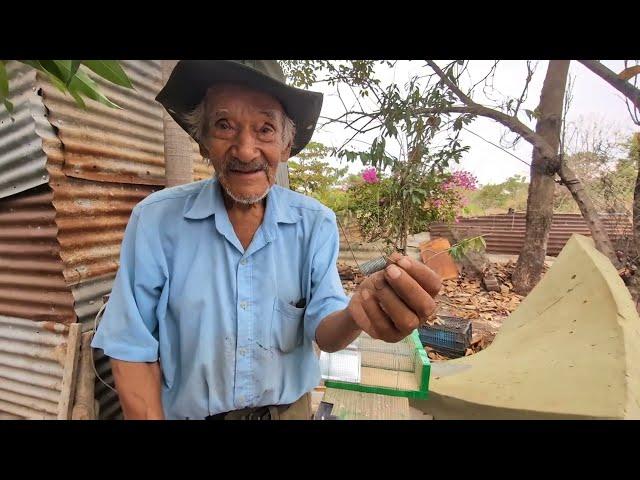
xmin=281 ymin=143 xmax=292 ymax=163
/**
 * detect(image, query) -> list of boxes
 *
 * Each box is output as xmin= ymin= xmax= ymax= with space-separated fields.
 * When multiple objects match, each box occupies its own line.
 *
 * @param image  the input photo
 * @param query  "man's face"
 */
xmin=199 ymin=84 xmax=291 ymax=204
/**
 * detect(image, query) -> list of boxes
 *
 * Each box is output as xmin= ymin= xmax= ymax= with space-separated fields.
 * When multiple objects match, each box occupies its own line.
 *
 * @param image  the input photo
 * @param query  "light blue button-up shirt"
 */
xmin=91 ymin=176 xmax=349 ymax=419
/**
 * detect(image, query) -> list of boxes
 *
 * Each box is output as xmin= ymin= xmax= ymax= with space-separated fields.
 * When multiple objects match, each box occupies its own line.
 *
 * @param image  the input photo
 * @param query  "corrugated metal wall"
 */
xmin=0 ymin=184 xmax=76 ymax=323
xmin=34 ymin=60 xmax=212 ymax=324
xmin=0 ymin=63 xmax=50 ymax=200
xmin=430 ymin=213 xmax=633 ymax=256
xmin=0 ymin=315 xmax=80 ymax=419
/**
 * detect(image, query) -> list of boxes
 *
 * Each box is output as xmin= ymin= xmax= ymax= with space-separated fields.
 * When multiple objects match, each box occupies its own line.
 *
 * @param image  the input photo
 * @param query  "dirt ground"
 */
xmin=338 ymin=254 xmax=542 ymax=360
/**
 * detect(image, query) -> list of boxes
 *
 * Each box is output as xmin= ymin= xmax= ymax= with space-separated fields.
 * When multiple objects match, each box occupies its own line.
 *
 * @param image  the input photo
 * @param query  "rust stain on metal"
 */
xmin=0 ymin=185 xmax=76 ymax=323
xmin=40 ymin=61 xmax=211 ymax=187
xmin=41 ymin=321 xmax=70 ymax=334
xmin=1 ymin=60 xmax=211 ymax=331
xmin=0 ymin=315 xmax=72 ymax=419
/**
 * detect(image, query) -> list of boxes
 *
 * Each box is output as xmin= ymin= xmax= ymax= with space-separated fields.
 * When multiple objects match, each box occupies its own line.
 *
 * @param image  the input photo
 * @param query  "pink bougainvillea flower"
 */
xmin=450 ymin=171 xmax=478 ymax=191
xmin=361 ymin=167 xmax=379 ymax=184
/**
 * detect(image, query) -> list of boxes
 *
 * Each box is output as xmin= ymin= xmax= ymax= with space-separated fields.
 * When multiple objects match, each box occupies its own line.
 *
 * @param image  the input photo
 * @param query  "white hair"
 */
xmin=182 ymin=90 xmax=296 ymax=152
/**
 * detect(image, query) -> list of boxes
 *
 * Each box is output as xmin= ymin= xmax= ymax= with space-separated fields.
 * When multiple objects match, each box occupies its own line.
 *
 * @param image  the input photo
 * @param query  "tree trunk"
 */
xmin=633 ymin=133 xmax=640 ymax=258
xmin=558 ymin=163 xmax=620 ymax=267
xmin=513 ymin=60 xmax=570 ymax=295
xmin=161 ymin=60 xmax=194 ymax=188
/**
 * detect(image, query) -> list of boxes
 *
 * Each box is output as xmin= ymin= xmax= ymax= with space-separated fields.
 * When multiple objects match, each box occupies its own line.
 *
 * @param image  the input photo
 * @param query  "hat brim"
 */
xmin=155 ymin=60 xmax=323 ymax=157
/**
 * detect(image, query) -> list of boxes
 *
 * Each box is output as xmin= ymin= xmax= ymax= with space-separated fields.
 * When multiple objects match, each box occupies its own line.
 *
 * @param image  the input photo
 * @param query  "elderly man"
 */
xmin=91 ymin=60 xmax=441 ymax=420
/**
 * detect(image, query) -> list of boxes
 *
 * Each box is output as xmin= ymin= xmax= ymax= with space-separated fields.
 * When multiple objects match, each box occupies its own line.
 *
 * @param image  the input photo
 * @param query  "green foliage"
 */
xmin=0 ymin=60 xmax=133 ymax=113
xmin=347 ymin=168 xmax=474 ymax=252
xmin=288 ymin=141 xmax=347 ymax=197
xmin=448 ymin=235 xmax=487 ymax=261
xmin=555 ymin=134 xmax=638 ymax=214
xmin=315 ymin=188 xmax=351 ymax=216
xmin=467 ymin=175 xmax=529 ymax=213
xmin=0 ymin=61 xmax=11 ymax=112
xmin=288 ymin=141 xmax=351 ymax=217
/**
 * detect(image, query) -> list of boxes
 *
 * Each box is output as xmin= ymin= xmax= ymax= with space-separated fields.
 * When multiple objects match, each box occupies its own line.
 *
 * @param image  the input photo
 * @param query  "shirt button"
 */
xmin=240 ymin=301 xmax=248 ymax=310
xmin=240 ymin=258 xmax=248 ymax=265
xmin=239 ymin=348 xmax=246 ymax=356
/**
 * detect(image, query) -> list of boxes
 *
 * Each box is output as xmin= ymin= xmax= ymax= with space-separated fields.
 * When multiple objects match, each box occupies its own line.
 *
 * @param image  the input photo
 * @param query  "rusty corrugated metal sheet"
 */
xmin=193 ymin=151 xmax=213 ymax=181
xmin=0 ymin=315 xmax=80 ymax=419
xmin=40 ymin=61 xmax=166 ymax=186
xmin=0 ymin=185 xmax=76 ymax=323
xmin=0 ymin=62 xmax=51 ymax=200
xmin=48 ymin=174 xmax=156 ymax=286
xmin=38 ymin=61 xmax=210 ymax=187
xmin=430 ymin=213 xmax=632 ymax=256
xmin=73 ymin=276 xmax=113 ymax=327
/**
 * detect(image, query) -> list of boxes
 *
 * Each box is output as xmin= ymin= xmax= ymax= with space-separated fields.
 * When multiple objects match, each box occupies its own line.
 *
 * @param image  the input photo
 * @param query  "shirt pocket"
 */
xmin=271 ymin=297 xmax=305 ymax=353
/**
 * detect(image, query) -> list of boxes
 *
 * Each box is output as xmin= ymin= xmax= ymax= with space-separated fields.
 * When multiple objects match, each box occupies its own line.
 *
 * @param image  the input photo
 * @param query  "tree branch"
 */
xmin=425 ymin=60 xmax=476 ymax=105
xmin=414 ymin=105 xmax=558 ymax=163
xmin=513 ymin=60 xmax=537 ymax=117
xmin=424 ymin=60 xmax=561 ymax=166
xmin=578 ymin=60 xmax=640 ymax=109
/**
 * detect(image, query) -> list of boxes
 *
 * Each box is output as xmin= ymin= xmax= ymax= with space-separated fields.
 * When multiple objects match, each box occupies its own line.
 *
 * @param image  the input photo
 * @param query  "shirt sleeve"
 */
xmin=91 ymin=206 xmax=166 ymax=362
xmin=303 ymin=210 xmax=350 ymax=342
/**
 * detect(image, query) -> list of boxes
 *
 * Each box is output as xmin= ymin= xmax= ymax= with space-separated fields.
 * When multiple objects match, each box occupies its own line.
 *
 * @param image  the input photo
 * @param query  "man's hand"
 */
xmin=347 ymin=253 xmax=442 ymax=342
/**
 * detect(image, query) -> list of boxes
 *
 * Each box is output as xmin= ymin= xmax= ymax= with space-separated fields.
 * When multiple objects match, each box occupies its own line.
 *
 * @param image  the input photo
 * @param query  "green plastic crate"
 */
xmin=322 ymin=330 xmax=430 ymax=399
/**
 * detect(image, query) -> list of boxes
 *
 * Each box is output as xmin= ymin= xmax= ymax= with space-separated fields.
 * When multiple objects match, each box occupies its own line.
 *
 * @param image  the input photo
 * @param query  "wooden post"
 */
xmin=71 ymin=332 xmax=97 ymax=420
xmin=162 ymin=60 xmax=194 ymax=188
xmin=57 ymin=323 xmax=82 ymax=420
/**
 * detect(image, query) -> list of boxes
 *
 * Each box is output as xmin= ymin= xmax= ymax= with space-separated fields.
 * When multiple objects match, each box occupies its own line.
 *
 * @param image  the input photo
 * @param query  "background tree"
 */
xmin=282 ymin=60 xmax=628 ymax=294
xmin=468 ymin=175 xmax=529 ymax=214
xmin=288 ymin=141 xmax=347 ymax=195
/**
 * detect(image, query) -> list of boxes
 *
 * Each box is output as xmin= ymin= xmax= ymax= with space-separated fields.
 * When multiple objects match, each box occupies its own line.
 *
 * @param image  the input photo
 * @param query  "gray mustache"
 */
xmin=225 ymin=159 xmax=268 ymax=173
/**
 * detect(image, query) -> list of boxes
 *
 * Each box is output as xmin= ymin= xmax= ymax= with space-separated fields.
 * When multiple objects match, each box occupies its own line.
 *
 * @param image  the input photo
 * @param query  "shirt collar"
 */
xmin=183 ymin=177 xmax=301 ymax=239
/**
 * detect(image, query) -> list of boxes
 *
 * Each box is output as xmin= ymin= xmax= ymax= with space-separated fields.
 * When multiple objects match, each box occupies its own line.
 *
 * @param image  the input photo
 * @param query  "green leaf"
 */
xmin=39 ymin=60 xmax=69 ymax=84
xmin=67 ymin=60 xmax=82 ymax=87
xmin=19 ymin=60 xmax=49 ymax=75
xmin=0 ymin=62 xmax=15 ymax=113
xmin=0 ymin=61 xmax=9 ymax=98
xmin=68 ymin=89 xmax=86 ymax=109
xmin=82 ymin=60 xmax=133 ymax=89
xmin=19 ymin=60 xmax=67 ymax=93
xmin=68 ymin=69 xmax=121 ymax=109
xmin=47 ymin=61 xmax=80 ymax=85
xmin=47 ymin=73 xmax=69 ymax=94
xmin=2 ymin=98 xmax=13 ymax=113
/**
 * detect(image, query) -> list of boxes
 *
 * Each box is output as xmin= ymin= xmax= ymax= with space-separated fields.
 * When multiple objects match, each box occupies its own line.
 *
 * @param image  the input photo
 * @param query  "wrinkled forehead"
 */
xmin=203 ymin=83 xmax=286 ymax=123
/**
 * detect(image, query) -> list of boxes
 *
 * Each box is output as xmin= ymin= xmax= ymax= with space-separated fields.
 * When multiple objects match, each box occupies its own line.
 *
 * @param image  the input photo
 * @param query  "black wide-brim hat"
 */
xmin=155 ymin=60 xmax=323 ymax=157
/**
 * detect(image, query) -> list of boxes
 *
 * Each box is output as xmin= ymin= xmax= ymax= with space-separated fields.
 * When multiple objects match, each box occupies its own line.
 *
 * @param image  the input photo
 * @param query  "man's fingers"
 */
xmin=382 ymin=263 xmax=437 ymax=321
xmin=387 ymin=253 xmax=442 ymax=298
xmin=347 ymin=290 xmax=379 ymax=339
xmin=360 ymin=288 xmax=404 ymax=343
xmin=372 ymin=279 xmax=421 ymax=336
